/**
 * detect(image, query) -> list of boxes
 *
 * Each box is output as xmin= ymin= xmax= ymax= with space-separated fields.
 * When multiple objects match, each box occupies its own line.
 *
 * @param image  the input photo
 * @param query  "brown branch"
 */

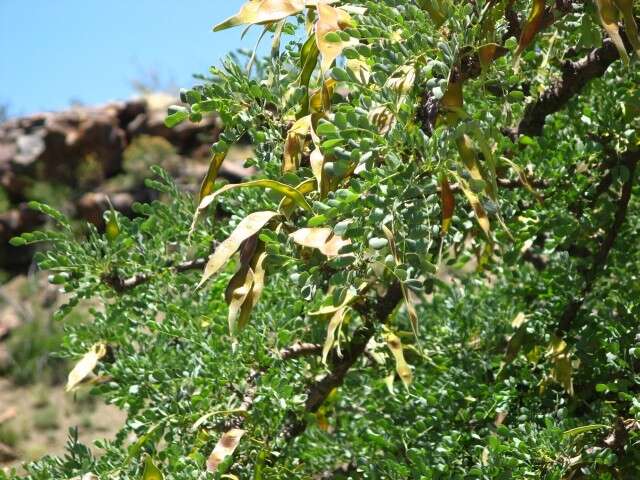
xmin=215 ymin=282 xmax=403 ymax=450
xmin=102 ymin=257 xmax=207 ymax=292
xmin=514 ymin=39 xmax=622 ymax=138
xmin=280 ymin=342 xmax=322 ymax=361
xmin=420 ymin=5 xmax=629 ymax=141
xmin=555 ymin=150 xmax=639 ymax=337
xmin=225 ymin=369 xmax=263 ymax=430
xmin=521 ymin=250 xmax=548 ymax=271
xmin=223 ymin=342 xmax=323 ymax=430
xmin=280 ymin=282 xmax=403 ymax=442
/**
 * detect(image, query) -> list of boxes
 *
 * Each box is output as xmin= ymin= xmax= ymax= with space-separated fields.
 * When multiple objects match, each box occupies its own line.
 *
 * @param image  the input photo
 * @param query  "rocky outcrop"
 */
xmin=0 ymin=94 xmax=251 ymax=274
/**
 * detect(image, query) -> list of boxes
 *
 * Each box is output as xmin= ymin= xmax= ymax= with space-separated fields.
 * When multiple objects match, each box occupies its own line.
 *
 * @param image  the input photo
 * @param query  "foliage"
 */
xmin=5 ymin=0 xmax=640 ymax=478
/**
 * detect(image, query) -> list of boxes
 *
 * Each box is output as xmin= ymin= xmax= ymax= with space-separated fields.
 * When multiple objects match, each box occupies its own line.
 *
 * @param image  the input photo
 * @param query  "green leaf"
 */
xmin=142 ymin=455 xmax=164 ymax=480
xmin=316 ymin=121 xmax=339 ymax=136
xmin=331 ymin=66 xmax=351 ymax=82
xmin=323 ymin=31 xmax=342 ymax=43
xmin=298 ymin=34 xmax=320 ymax=116
xmin=321 ymin=138 xmax=345 ymax=150
xmin=368 ymin=237 xmax=388 ymax=250
xmin=9 ymin=236 xmax=26 ymax=247
xmin=164 ymin=109 xmax=189 ymax=128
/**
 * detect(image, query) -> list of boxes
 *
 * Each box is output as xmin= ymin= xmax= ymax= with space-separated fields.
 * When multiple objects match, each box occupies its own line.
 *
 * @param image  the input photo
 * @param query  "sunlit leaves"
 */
xmin=206 ymin=429 xmax=245 ymax=473
xmin=24 ymin=0 xmax=640 ymax=478
xmin=141 ymin=455 xmax=164 ymax=480
xmin=515 ymin=0 xmax=547 ymax=61
xmin=298 ymin=34 xmax=320 ymax=116
xmin=191 ymin=179 xmax=311 ymax=232
xmin=596 ymin=0 xmax=639 ymax=63
xmin=199 ymin=149 xmax=228 ymax=202
xmin=309 ymin=287 xmax=360 ymax=316
xmin=225 ymin=239 xmax=268 ymax=334
xmin=439 ymin=175 xmax=454 ymax=235
xmin=310 ymin=147 xmax=327 ymax=195
xmin=478 ymin=43 xmax=508 ymax=70
xmin=546 ymin=336 xmax=575 ymax=396
xmin=104 ymin=208 xmax=120 ymax=242
xmin=497 ymin=312 xmax=528 ymax=375
xmin=457 ymin=134 xmax=484 ymax=186
xmin=226 ymin=261 xmax=255 ymax=334
xmin=316 ymin=1 xmax=357 ymax=72
xmin=384 ymin=331 xmax=412 ymax=388
xmin=198 ymin=211 xmax=279 ymax=288
xmin=164 ymin=107 xmax=189 ymax=128
xmin=369 ymin=106 xmax=396 ymax=135
xmin=65 ymin=343 xmax=107 ymax=392
xmin=385 ymin=65 xmax=416 ymax=95
xmin=214 ymin=0 xmax=305 ymax=32
xmin=458 ymin=179 xmax=491 ymax=238
xmin=309 ymin=78 xmax=337 ymax=113
xmin=322 ymin=306 xmax=348 ymax=364
xmin=279 ymin=178 xmax=317 ymax=216
xmin=283 ymin=115 xmax=312 ymax=172
xmin=198 ymin=179 xmax=312 ymax=214
xmin=438 ymin=78 xmax=464 ymax=125
xmin=612 ymin=0 xmax=640 ymax=57
xmin=289 ymin=227 xmax=350 ymax=256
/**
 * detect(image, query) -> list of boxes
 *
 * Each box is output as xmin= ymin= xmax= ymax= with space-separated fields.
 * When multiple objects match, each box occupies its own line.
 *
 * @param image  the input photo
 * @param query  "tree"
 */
xmin=6 ymin=0 xmax=640 ymax=478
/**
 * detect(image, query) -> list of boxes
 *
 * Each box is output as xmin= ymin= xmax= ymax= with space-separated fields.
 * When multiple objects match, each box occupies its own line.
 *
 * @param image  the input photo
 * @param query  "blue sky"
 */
xmin=0 ymin=0 xmax=261 ymax=117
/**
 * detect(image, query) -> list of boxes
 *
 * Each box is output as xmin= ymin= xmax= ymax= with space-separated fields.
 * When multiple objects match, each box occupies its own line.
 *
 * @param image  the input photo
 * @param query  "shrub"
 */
xmin=6 ymin=1 xmax=640 ymax=478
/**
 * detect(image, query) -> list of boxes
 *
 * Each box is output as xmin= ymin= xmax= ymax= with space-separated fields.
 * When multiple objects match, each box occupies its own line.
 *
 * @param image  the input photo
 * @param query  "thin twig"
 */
xmin=279 ymin=282 xmax=403 ymax=443
xmin=556 ymin=151 xmax=639 ymax=337
xmin=280 ymin=342 xmax=323 ymax=361
xmin=513 ymin=38 xmax=623 ymax=138
xmin=103 ymin=257 xmax=207 ymax=292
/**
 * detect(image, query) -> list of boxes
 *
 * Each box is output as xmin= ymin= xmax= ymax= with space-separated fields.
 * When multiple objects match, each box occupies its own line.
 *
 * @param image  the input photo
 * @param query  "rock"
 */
xmin=0 ymin=95 xmax=232 ymax=274
xmin=14 ymin=133 xmax=46 ymax=167
xmin=0 ymin=442 xmax=18 ymax=462
xmin=76 ymin=191 xmax=141 ymax=227
xmin=0 ymin=142 xmax=17 ymax=165
xmin=0 ymin=205 xmax=44 ymax=273
xmin=0 ymin=307 xmax=21 ymax=341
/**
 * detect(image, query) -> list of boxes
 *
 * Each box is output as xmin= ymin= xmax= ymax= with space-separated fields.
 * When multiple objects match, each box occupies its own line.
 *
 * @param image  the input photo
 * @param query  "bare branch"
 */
xmin=280 ymin=342 xmax=322 ymax=361
xmin=102 ymin=257 xmax=207 ymax=292
xmin=280 ymin=282 xmax=403 ymax=442
xmin=514 ymin=39 xmax=622 ymax=138
xmin=556 ymin=150 xmax=639 ymax=337
xmin=224 ymin=342 xmax=322 ymax=430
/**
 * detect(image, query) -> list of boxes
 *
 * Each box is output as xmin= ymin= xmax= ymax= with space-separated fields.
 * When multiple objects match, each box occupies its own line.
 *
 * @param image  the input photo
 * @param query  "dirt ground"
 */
xmin=0 ymin=272 xmax=126 ymax=474
xmin=0 ymin=378 xmax=125 ymax=475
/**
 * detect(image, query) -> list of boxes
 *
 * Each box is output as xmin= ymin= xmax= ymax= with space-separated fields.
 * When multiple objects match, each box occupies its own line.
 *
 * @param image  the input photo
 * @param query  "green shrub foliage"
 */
xmin=6 ymin=0 xmax=640 ymax=478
